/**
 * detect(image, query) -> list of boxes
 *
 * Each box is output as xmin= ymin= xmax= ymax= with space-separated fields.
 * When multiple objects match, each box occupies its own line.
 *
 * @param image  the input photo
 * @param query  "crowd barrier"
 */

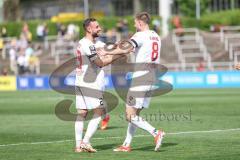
xmin=0 ymin=71 xmax=240 ymax=91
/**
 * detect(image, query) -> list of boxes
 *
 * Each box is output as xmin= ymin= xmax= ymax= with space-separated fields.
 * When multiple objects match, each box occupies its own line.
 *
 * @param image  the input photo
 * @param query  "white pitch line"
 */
xmin=0 ymin=128 xmax=240 ymax=148
xmin=0 ymin=140 xmax=73 ymax=147
xmin=167 ymin=128 xmax=240 ymax=135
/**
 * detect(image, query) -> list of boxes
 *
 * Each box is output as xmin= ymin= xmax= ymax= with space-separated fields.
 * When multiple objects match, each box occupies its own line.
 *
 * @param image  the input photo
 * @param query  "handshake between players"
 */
xmin=74 ymin=12 xmax=165 ymax=153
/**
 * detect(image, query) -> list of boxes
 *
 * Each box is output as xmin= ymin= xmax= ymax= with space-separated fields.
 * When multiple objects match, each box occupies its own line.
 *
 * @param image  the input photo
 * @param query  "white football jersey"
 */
xmin=130 ymin=30 xmax=161 ymax=64
xmin=129 ymin=30 xmax=161 ymax=81
xmin=75 ymin=37 xmax=105 ymax=91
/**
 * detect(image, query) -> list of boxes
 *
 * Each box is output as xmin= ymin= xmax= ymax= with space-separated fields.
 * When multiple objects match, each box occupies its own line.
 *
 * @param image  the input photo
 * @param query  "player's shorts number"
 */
xmin=151 ymin=42 xmax=159 ymax=61
xmin=99 ymin=98 xmax=104 ymax=106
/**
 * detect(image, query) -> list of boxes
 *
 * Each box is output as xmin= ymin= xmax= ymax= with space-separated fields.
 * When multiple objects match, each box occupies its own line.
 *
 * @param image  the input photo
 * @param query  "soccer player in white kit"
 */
xmin=99 ymin=12 xmax=165 ymax=152
xmin=74 ymin=18 xmax=129 ymax=153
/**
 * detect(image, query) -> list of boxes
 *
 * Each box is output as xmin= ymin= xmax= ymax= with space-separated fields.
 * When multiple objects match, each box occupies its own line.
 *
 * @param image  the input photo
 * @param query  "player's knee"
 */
xmin=77 ymin=109 xmax=88 ymax=119
xmin=126 ymin=115 xmax=131 ymax=122
xmin=125 ymin=112 xmax=136 ymax=122
xmin=93 ymin=108 xmax=105 ymax=116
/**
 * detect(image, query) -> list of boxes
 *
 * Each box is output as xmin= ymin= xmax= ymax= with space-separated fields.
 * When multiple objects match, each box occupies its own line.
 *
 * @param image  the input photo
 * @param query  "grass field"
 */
xmin=0 ymin=89 xmax=240 ymax=160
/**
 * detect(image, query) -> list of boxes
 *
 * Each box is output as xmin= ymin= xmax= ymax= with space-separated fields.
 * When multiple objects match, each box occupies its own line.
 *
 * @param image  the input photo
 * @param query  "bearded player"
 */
xmin=74 ymin=18 xmax=130 ymax=153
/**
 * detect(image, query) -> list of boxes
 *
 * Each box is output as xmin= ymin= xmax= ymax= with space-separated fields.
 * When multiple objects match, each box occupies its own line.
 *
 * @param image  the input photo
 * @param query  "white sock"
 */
xmin=75 ymin=119 xmax=84 ymax=148
xmin=83 ymin=114 xmax=102 ymax=144
xmin=130 ymin=116 xmax=158 ymax=137
xmin=123 ymin=123 xmax=137 ymax=147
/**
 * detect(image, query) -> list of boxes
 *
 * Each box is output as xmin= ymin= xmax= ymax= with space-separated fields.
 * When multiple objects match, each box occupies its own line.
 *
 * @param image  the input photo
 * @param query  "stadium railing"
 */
xmin=172 ymin=28 xmax=212 ymax=70
xmin=164 ymin=61 xmax=234 ymax=71
xmin=234 ymin=51 xmax=240 ymax=66
xmin=51 ymin=39 xmax=76 ymax=65
xmin=220 ymin=26 xmax=240 ymax=61
xmin=229 ymin=43 xmax=240 ymax=60
xmin=1 ymin=37 xmax=16 ymax=60
xmin=224 ymin=34 xmax=240 ymax=51
xmin=44 ymin=35 xmax=58 ymax=50
xmin=220 ymin=26 xmax=240 ymax=42
xmin=172 ymin=28 xmax=200 ymax=45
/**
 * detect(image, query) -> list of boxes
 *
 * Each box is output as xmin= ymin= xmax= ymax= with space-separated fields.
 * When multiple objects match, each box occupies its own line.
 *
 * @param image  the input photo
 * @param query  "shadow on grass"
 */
xmin=134 ymin=143 xmax=177 ymax=152
xmin=95 ymin=143 xmax=119 ymax=150
xmin=98 ymin=126 xmax=124 ymax=131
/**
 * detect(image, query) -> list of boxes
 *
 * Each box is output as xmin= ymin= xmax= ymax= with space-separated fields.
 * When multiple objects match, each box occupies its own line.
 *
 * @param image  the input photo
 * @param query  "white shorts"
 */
xmin=127 ymin=68 xmax=157 ymax=109
xmin=126 ymin=85 xmax=154 ymax=109
xmin=75 ymin=72 xmax=105 ymax=110
xmin=75 ymin=86 xmax=105 ymax=110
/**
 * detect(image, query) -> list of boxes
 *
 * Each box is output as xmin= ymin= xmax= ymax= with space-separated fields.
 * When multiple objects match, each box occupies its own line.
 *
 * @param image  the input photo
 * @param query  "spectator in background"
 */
xmin=34 ymin=44 xmax=43 ymax=56
xmin=36 ymin=23 xmax=45 ymax=41
xmin=197 ymin=58 xmax=205 ymax=72
xmin=18 ymin=34 xmax=28 ymax=49
xmin=17 ymin=48 xmax=26 ymax=75
xmin=0 ymin=27 xmax=6 ymax=53
xmin=25 ymin=43 xmax=34 ymax=72
xmin=29 ymin=53 xmax=40 ymax=74
xmin=98 ymin=28 xmax=108 ymax=43
xmin=106 ymin=28 xmax=117 ymax=43
xmin=172 ymin=16 xmax=184 ymax=37
xmin=25 ymin=43 xmax=34 ymax=57
xmin=58 ymin=24 xmax=67 ymax=38
xmin=116 ymin=19 xmax=123 ymax=33
xmin=116 ymin=19 xmax=129 ymax=39
xmin=43 ymin=23 xmax=48 ymax=39
xmin=9 ymin=39 xmax=18 ymax=74
xmin=210 ymin=24 xmax=224 ymax=32
xmin=152 ymin=18 xmax=161 ymax=34
xmin=1 ymin=27 xmax=7 ymax=38
xmin=21 ymin=23 xmax=32 ymax=43
xmin=116 ymin=19 xmax=129 ymax=40
xmin=0 ymin=38 xmax=3 ymax=51
xmin=29 ymin=44 xmax=41 ymax=74
xmin=56 ymin=22 xmax=61 ymax=33
xmin=1 ymin=67 xmax=8 ymax=76
xmin=74 ymin=25 xmax=80 ymax=40
xmin=116 ymin=19 xmax=129 ymax=41
xmin=121 ymin=19 xmax=129 ymax=39
xmin=66 ymin=23 xmax=76 ymax=40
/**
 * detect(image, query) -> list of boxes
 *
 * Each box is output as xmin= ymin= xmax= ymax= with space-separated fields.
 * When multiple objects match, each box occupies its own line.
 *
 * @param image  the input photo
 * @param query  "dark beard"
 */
xmin=92 ymin=33 xmax=99 ymax=38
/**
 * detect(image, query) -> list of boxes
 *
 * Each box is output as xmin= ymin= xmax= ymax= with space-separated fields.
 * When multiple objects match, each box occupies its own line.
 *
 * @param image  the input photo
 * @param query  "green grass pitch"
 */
xmin=0 ymin=89 xmax=240 ymax=160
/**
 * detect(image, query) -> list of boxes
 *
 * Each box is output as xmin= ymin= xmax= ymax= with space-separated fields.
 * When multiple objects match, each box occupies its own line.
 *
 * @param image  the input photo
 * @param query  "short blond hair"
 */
xmin=135 ymin=12 xmax=151 ymax=24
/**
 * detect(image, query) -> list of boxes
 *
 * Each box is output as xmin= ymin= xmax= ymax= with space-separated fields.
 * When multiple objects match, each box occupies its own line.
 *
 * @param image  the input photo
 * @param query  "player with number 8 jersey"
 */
xmin=118 ymin=12 xmax=165 ymax=152
xmin=98 ymin=12 xmax=165 ymax=152
xmin=130 ymin=29 xmax=161 ymax=64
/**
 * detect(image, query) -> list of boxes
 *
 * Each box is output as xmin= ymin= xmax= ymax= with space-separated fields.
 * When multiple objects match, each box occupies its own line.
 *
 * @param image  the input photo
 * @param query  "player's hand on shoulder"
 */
xmin=118 ymin=40 xmax=134 ymax=54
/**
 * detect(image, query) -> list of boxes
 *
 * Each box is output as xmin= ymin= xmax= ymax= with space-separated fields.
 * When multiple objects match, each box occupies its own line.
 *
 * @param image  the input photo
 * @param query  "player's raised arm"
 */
xmin=94 ymin=54 xmax=125 ymax=67
xmin=83 ymin=44 xmax=124 ymax=67
xmin=78 ymin=42 xmax=124 ymax=68
xmin=97 ymin=30 xmax=145 ymax=57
